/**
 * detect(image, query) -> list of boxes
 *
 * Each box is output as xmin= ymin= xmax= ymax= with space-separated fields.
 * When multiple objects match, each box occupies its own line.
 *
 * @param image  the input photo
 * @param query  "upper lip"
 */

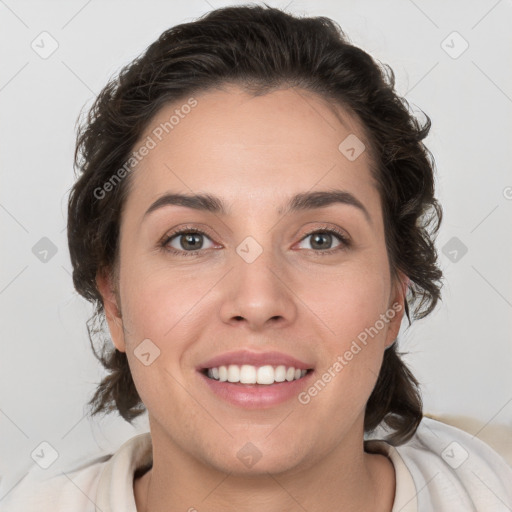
xmin=198 ymin=350 xmax=314 ymax=371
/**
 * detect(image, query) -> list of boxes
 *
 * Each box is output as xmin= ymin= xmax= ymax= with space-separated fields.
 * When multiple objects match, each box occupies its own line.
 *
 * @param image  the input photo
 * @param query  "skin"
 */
xmin=97 ymin=85 xmax=408 ymax=512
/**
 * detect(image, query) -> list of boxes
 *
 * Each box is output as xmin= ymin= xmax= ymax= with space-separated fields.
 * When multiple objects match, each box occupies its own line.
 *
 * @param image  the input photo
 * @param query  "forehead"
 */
xmin=123 ymin=85 xmax=379 ymax=219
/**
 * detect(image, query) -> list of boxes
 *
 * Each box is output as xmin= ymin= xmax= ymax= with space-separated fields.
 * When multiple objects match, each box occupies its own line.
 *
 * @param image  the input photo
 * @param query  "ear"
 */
xmin=384 ymin=271 xmax=410 ymax=349
xmin=96 ymin=268 xmax=126 ymax=353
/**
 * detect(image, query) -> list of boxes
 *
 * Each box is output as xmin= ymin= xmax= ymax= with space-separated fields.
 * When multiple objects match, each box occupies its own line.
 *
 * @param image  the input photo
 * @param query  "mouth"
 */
xmin=197 ymin=350 xmax=315 ymax=408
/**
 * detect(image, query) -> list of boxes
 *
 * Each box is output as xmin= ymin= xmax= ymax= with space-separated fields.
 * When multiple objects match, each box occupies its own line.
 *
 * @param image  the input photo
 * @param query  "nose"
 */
xmin=218 ymin=240 xmax=298 ymax=331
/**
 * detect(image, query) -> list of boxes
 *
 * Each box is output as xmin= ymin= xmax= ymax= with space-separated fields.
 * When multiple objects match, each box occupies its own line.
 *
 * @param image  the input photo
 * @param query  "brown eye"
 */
xmin=297 ymin=228 xmax=350 ymax=253
xmin=162 ymin=229 xmax=216 ymax=256
xmin=175 ymin=232 xmax=205 ymax=250
xmin=309 ymin=232 xmax=336 ymax=250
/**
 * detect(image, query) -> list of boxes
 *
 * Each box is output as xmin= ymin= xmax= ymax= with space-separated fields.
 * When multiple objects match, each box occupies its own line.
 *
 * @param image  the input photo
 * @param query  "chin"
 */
xmin=213 ymin=449 xmax=306 ymax=477
xmin=193 ymin=432 xmax=313 ymax=476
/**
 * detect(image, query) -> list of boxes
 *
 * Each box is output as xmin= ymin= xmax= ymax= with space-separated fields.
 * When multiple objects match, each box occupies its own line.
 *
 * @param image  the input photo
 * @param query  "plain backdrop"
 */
xmin=1 ymin=0 xmax=511 ymax=496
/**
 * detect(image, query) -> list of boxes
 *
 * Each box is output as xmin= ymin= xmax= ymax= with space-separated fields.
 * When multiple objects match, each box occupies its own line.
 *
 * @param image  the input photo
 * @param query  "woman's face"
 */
xmin=99 ymin=85 xmax=406 ymax=475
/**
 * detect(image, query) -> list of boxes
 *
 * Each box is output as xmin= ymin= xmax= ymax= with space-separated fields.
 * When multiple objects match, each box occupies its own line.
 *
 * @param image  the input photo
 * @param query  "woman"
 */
xmin=4 ymin=4 xmax=512 ymax=511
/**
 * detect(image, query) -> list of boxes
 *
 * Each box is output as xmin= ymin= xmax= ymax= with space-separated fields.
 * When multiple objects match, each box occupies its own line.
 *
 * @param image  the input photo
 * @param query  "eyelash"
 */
xmin=159 ymin=225 xmax=351 ymax=257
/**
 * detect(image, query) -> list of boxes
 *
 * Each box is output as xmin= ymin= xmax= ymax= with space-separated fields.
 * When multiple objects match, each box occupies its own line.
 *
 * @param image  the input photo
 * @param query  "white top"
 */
xmin=2 ymin=417 xmax=512 ymax=511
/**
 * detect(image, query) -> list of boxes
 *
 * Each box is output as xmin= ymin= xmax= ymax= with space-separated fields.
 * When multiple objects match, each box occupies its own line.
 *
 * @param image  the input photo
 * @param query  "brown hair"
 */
xmin=68 ymin=4 xmax=443 ymax=445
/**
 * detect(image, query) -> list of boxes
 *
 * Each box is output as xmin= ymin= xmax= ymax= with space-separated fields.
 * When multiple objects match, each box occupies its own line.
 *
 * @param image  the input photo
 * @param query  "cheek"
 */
xmin=118 ymin=262 xmax=221 ymax=403
xmin=118 ymin=267 xmax=206 ymax=415
xmin=296 ymin=273 xmax=391 ymax=432
xmin=302 ymin=257 xmax=392 ymax=394
xmin=120 ymin=258 xmax=210 ymax=339
xmin=304 ymin=261 xmax=391 ymax=343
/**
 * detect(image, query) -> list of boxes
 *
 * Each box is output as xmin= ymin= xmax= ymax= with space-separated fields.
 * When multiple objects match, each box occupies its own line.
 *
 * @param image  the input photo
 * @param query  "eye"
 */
xmin=296 ymin=227 xmax=350 ymax=254
xmin=161 ymin=228 xmax=216 ymax=256
xmin=159 ymin=225 xmax=351 ymax=257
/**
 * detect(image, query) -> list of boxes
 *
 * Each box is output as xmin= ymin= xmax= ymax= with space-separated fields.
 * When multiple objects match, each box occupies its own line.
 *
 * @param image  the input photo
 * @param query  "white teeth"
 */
xmin=257 ymin=365 xmax=274 ymax=385
xmin=274 ymin=365 xmax=286 ymax=382
xmin=205 ymin=364 xmax=309 ymax=384
xmin=218 ymin=366 xmax=228 ymax=382
xmin=240 ymin=364 xmax=257 ymax=384
xmin=227 ymin=364 xmax=240 ymax=383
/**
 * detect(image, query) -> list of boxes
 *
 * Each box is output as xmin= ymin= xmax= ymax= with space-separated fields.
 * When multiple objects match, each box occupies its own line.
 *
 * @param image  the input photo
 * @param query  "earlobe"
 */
xmin=397 ymin=273 xmax=410 ymax=308
xmin=96 ymin=268 xmax=126 ymax=353
xmin=384 ymin=272 xmax=410 ymax=349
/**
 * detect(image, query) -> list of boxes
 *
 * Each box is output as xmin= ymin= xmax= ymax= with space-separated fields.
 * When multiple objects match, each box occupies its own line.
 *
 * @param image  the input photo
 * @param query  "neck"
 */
xmin=134 ymin=419 xmax=395 ymax=512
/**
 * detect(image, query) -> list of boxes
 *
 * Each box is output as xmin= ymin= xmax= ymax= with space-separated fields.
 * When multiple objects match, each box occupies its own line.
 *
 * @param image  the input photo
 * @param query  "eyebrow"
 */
xmin=143 ymin=190 xmax=371 ymax=224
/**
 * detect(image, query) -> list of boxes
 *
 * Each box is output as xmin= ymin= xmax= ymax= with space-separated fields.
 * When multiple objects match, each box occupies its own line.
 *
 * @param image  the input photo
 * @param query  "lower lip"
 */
xmin=198 ymin=371 xmax=315 ymax=409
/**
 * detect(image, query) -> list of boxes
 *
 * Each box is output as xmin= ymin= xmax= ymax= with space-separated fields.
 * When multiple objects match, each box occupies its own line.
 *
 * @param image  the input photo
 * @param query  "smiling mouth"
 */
xmin=202 ymin=364 xmax=313 ymax=385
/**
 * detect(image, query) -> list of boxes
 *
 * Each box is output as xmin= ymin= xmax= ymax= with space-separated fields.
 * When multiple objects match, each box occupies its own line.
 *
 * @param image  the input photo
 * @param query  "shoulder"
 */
xmin=379 ymin=416 xmax=512 ymax=511
xmin=0 ymin=454 xmax=111 ymax=511
xmin=0 ymin=433 xmax=152 ymax=512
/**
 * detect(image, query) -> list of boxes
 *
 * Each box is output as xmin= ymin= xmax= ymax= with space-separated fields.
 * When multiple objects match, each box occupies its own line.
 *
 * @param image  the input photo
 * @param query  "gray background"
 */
xmin=1 ymin=0 xmax=511 ymax=497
